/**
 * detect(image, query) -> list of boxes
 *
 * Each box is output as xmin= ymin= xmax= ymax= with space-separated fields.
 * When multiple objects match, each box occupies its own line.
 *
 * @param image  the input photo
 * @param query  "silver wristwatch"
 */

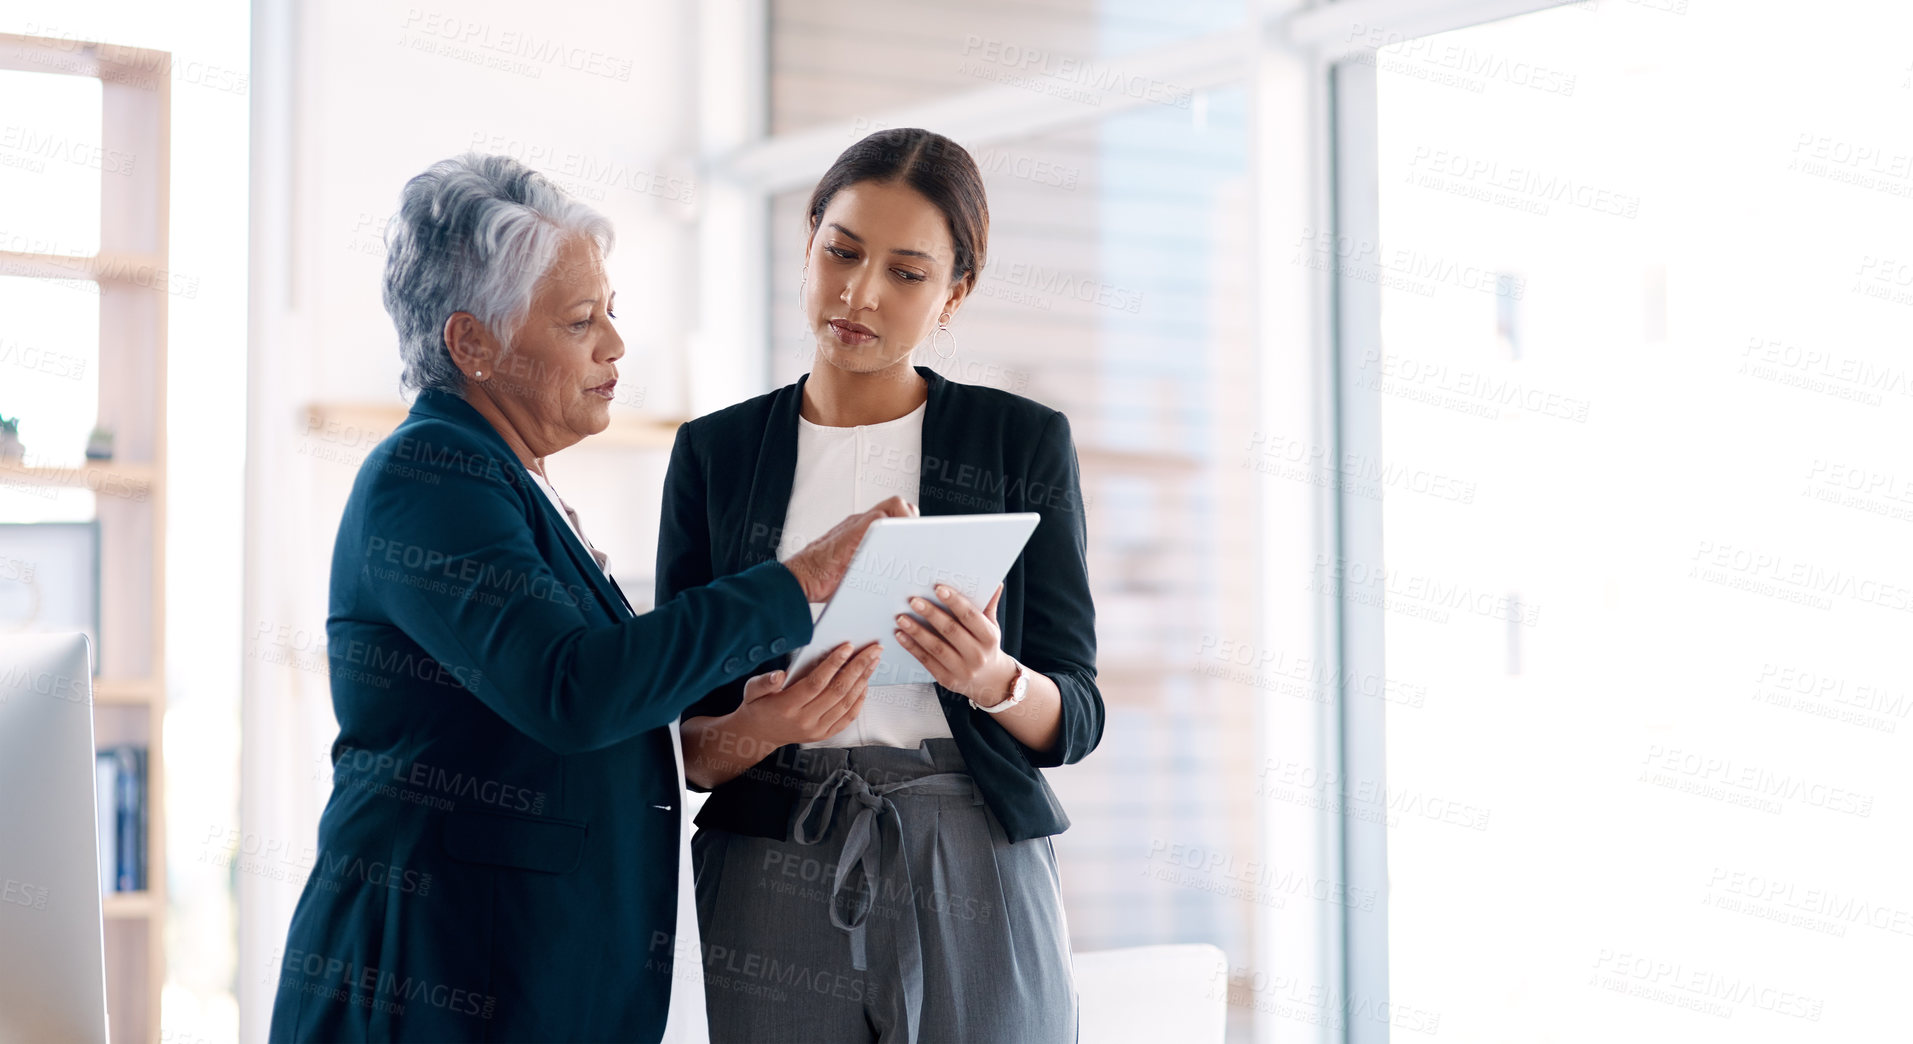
xmin=971 ymin=662 xmax=1031 ymax=715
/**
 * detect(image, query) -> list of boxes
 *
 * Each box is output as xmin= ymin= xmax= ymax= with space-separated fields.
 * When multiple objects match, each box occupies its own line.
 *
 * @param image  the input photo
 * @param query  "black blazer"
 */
xmin=270 ymin=388 xmax=813 ymax=1042
xmin=657 ymin=366 xmax=1103 ymax=843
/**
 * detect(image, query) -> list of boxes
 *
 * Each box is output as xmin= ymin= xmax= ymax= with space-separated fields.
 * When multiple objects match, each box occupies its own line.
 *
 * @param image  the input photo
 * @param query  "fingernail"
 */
xmin=935 ymin=585 xmax=951 ymax=597
xmin=909 ymin=598 xmax=926 ymax=610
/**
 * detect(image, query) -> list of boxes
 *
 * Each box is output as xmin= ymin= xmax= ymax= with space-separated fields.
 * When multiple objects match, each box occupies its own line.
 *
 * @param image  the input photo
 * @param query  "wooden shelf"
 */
xmin=2 ymin=29 xmax=182 ymax=1042
xmin=0 ymin=249 xmax=171 ymax=285
xmin=1077 ymin=446 xmax=1204 ymax=476
xmin=305 ymin=401 xmax=683 ymax=451
xmin=102 ymin=892 xmax=157 ymax=920
xmin=0 ymin=458 xmax=157 ymax=493
xmin=94 ymin=678 xmax=161 ymax=706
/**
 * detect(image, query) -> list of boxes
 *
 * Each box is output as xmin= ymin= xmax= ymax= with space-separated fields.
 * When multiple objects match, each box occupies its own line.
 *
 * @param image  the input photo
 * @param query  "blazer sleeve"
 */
xmin=354 ymin=424 xmax=812 ymax=757
xmin=656 ymin=423 xmax=754 ymax=734
xmin=1010 ymin=410 xmax=1105 ymax=768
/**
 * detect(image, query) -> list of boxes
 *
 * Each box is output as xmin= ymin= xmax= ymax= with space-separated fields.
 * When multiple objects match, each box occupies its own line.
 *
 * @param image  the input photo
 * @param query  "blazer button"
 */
xmin=770 ymin=638 xmax=788 ymax=655
xmin=747 ymin=644 xmax=766 ymax=661
xmin=723 ymin=656 xmax=742 ymax=673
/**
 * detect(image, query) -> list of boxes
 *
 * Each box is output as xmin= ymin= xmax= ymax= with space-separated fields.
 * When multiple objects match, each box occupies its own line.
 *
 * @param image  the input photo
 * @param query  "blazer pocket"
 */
xmin=441 ymin=808 xmax=588 ymax=874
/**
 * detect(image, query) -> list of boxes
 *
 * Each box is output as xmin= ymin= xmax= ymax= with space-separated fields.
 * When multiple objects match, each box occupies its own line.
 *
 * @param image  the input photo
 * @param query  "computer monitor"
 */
xmin=0 ymin=632 xmax=109 ymax=1044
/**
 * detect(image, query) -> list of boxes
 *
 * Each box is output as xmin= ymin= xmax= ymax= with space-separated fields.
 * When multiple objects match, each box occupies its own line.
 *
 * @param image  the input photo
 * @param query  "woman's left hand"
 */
xmin=895 ymin=584 xmax=1020 ymax=704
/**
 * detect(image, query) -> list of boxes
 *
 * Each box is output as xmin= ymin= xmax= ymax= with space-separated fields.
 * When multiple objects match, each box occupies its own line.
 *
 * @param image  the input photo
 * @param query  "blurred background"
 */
xmin=0 ymin=0 xmax=1908 ymax=1041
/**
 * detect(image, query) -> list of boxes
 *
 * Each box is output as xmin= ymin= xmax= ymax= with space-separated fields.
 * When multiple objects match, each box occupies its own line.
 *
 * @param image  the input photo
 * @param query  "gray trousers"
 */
xmin=691 ymin=739 xmax=1078 ymax=1043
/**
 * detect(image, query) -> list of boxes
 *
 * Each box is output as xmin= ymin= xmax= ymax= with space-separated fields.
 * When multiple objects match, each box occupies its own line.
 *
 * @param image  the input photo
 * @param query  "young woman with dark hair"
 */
xmin=658 ymin=128 xmax=1103 ymax=1043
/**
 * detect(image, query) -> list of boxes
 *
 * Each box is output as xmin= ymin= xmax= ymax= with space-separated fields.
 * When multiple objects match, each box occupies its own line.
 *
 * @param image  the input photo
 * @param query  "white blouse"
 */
xmin=527 ymin=467 xmax=709 ymax=1044
xmin=774 ymin=400 xmax=954 ymax=750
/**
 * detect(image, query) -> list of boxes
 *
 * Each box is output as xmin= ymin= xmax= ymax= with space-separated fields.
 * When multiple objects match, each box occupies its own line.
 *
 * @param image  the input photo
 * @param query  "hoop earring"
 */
xmin=932 ymin=312 xmax=957 ymax=360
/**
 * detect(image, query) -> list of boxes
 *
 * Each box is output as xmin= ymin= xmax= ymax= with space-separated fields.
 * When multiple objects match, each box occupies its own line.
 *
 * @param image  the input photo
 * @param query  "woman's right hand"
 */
xmin=733 ymin=641 xmax=881 ymax=746
xmin=784 ymin=496 xmax=917 ymax=602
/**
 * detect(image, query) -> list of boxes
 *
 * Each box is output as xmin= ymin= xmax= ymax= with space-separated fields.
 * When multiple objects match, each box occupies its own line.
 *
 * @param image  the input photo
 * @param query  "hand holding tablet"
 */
xmin=786 ymin=512 xmax=1042 ymax=687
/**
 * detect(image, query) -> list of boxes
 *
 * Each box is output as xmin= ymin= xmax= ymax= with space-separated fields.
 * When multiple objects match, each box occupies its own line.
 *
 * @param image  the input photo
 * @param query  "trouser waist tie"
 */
xmin=791 ymin=765 xmax=978 ymax=1044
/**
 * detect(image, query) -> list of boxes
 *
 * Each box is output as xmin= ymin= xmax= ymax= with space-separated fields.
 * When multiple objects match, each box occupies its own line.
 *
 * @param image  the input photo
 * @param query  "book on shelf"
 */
xmin=94 ymin=745 xmax=147 ymax=894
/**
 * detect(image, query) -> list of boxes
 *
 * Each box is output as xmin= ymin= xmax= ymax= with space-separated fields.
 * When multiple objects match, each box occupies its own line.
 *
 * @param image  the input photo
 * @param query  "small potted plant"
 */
xmin=0 ymin=414 xmax=22 ymax=461
xmin=85 ymin=425 xmax=115 ymax=461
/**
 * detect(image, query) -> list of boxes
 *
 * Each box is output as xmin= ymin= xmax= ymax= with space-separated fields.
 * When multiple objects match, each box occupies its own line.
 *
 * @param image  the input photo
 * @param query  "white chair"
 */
xmin=1073 ymin=943 xmax=1229 ymax=1043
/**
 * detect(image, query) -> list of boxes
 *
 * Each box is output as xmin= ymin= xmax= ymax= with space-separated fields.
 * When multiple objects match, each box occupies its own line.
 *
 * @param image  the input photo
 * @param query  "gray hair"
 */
xmin=383 ymin=152 xmax=615 ymax=394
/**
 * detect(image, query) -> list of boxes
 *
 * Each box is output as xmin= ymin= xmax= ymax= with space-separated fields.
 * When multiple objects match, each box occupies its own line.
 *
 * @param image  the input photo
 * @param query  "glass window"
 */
xmin=1366 ymin=3 xmax=1913 ymax=1038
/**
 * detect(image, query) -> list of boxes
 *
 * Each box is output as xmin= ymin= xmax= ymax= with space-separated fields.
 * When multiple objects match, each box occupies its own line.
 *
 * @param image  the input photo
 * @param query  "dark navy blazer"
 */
xmin=658 ymin=366 xmax=1104 ymax=844
xmin=269 ymin=388 xmax=813 ymax=1042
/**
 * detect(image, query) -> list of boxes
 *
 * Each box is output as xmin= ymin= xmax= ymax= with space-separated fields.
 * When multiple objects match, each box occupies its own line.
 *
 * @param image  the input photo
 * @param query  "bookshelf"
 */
xmin=0 ymin=31 xmax=170 ymax=1044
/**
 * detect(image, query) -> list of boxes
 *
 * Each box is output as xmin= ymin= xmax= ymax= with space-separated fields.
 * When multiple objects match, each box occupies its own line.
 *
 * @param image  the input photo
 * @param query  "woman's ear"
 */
xmin=942 ymin=277 xmax=972 ymax=321
xmin=443 ymin=312 xmax=499 ymax=379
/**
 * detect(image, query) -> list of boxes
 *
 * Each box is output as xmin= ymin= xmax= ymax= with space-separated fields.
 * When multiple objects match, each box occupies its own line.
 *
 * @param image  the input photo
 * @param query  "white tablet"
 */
xmin=787 ymin=512 xmax=1042 ymax=687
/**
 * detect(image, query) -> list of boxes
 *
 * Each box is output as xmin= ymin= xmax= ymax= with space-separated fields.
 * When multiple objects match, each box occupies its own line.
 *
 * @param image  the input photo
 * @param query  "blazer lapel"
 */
xmin=522 ymin=482 xmax=636 ymax=620
xmin=407 ymin=389 xmax=634 ymax=621
xmin=734 ymin=374 xmax=806 ymax=571
xmin=914 ymin=365 xmax=961 ymax=520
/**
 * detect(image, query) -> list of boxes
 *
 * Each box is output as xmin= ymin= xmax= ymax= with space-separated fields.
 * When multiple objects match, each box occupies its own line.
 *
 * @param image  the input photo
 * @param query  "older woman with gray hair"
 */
xmin=268 ymin=154 xmax=899 ymax=1043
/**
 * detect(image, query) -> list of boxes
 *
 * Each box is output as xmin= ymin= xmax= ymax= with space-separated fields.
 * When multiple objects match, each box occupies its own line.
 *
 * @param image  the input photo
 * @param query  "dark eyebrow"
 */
xmin=828 ymin=222 xmax=937 ymax=262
